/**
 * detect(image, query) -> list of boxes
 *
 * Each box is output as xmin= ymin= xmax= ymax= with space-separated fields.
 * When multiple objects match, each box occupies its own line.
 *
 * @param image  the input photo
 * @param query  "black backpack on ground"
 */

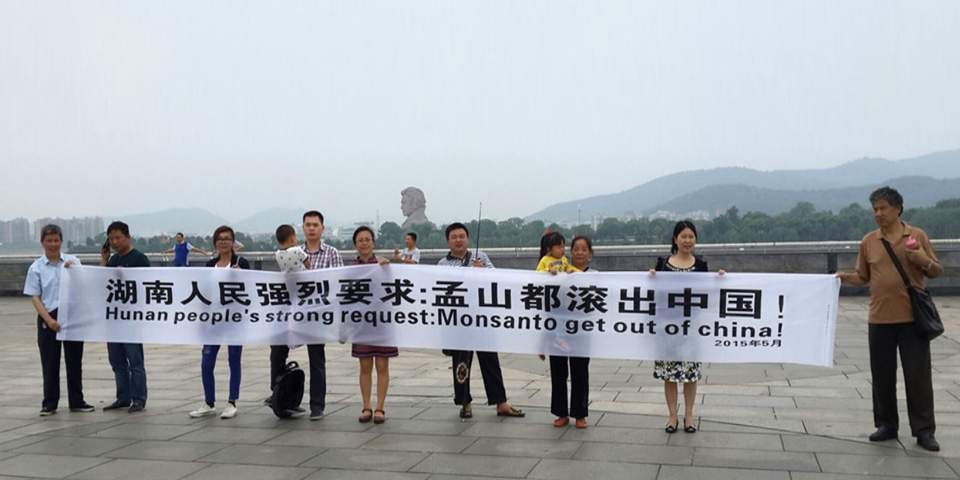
xmin=271 ymin=361 xmax=305 ymax=418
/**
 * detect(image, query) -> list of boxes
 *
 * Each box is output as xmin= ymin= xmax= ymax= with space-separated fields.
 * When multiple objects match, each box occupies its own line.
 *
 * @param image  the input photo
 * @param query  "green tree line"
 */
xmin=64 ymin=198 xmax=960 ymax=254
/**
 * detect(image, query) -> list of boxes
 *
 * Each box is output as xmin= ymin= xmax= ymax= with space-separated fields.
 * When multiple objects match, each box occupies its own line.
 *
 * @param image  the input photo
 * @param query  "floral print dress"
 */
xmin=652 ymin=257 xmax=705 ymax=383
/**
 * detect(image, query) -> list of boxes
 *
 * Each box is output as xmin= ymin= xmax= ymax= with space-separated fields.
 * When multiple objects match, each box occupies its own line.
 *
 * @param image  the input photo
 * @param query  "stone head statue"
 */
xmin=401 ymin=186 xmax=430 ymax=228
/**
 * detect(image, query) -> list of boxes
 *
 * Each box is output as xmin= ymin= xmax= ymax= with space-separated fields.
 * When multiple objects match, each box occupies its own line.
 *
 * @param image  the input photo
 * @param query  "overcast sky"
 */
xmin=2 ymin=1 xmax=959 ymax=227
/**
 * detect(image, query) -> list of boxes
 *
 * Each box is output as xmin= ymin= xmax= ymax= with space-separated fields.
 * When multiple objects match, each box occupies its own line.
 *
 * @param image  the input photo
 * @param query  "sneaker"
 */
xmin=189 ymin=403 xmax=217 ymax=418
xmin=69 ymin=403 xmax=95 ymax=412
xmin=310 ymin=411 xmax=324 ymax=421
xmin=103 ymin=400 xmax=131 ymax=411
xmin=290 ymin=406 xmax=306 ymax=414
xmin=39 ymin=407 xmax=57 ymax=416
xmin=128 ymin=403 xmax=145 ymax=413
xmin=221 ymin=403 xmax=238 ymax=419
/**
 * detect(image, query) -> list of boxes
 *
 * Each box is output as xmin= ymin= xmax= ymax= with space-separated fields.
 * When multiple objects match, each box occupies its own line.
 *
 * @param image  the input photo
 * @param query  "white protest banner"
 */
xmin=59 ymin=264 xmax=839 ymax=366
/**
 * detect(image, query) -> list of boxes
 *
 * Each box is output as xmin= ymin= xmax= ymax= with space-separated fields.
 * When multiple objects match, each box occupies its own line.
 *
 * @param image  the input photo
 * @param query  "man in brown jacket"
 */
xmin=838 ymin=186 xmax=943 ymax=451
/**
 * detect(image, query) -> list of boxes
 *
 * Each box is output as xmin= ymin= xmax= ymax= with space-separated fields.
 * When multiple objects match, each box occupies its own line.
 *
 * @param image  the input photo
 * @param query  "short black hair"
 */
xmin=539 ymin=231 xmax=566 ymax=258
xmin=40 ymin=224 xmax=62 ymax=242
xmin=107 ymin=221 xmax=130 ymax=237
xmin=869 ymin=186 xmax=904 ymax=216
xmin=303 ymin=210 xmax=324 ymax=224
xmin=276 ymin=224 xmax=297 ymax=244
xmin=175 ymin=232 xmax=183 ymax=238
xmin=406 ymin=232 xmax=418 ymax=242
xmin=353 ymin=226 xmax=375 ymax=245
xmin=445 ymin=222 xmax=468 ymax=239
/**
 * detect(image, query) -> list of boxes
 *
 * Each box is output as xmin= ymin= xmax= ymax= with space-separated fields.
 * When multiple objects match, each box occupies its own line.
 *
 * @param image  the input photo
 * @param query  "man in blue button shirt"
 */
xmin=23 ymin=224 xmax=94 ymax=416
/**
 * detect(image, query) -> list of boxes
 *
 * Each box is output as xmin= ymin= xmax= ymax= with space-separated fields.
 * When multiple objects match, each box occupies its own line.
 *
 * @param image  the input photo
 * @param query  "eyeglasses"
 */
xmin=216 ymin=237 xmax=234 ymax=243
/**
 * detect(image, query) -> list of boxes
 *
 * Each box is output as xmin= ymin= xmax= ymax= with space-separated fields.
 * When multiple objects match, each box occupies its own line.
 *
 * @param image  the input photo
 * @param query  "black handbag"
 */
xmin=880 ymin=239 xmax=943 ymax=340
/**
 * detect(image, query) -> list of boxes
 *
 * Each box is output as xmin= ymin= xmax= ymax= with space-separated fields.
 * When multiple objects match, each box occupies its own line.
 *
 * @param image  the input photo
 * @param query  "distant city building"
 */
xmin=33 ymin=216 xmax=104 ymax=246
xmin=0 ymin=218 xmax=31 ymax=245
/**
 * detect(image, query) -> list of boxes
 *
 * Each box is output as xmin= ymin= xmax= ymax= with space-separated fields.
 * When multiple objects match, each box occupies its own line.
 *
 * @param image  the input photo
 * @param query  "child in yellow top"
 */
xmin=537 ymin=232 xmax=580 ymax=273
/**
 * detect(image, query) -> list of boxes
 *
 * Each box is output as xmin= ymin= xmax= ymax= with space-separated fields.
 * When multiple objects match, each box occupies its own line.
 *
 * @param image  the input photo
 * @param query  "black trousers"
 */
xmin=451 ymin=350 xmax=507 ymax=406
xmin=550 ymin=355 xmax=589 ymax=418
xmin=869 ymin=322 xmax=935 ymax=436
xmin=270 ymin=344 xmax=326 ymax=414
xmin=38 ymin=309 xmax=85 ymax=410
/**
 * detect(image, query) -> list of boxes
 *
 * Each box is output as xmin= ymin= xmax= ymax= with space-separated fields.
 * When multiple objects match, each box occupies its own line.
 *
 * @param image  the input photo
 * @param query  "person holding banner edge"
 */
xmin=350 ymin=226 xmax=396 ymax=424
xmin=649 ymin=220 xmax=724 ymax=434
xmin=837 ymin=186 xmax=942 ymax=451
xmin=438 ymin=222 xmax=524 ymax=419
xmin=188 ymin=225 xmax=249 ymax=419
xmin=24 ymin=224 xmax=94 ymax=416
xmin=100 ymin=221 xmax=150 ymax=413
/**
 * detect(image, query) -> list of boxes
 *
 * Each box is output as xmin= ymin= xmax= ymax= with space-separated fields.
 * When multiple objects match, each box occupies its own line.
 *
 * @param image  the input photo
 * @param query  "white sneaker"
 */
xmin=189 ymin=403 xmax=217 ymax=418
xmin=221 ymin=403 xmax=238 ymax=419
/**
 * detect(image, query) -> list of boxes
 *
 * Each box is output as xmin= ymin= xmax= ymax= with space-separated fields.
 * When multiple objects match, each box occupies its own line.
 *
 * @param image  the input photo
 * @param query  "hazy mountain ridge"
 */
xmin=526 ymin=150 xmax=960 ymax=222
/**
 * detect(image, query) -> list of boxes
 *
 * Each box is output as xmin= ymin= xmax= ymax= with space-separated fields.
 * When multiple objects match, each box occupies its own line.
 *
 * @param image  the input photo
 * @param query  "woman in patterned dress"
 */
xmin=649 ymin=220 xmax=724 ymax=433
xmin=350 ymin=226 xmax=395 ymax=424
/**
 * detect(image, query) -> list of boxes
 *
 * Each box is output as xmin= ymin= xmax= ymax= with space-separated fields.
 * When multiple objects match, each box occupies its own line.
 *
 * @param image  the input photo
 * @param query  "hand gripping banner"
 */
xmin=59 ymin=264 xmax=840 ymax=366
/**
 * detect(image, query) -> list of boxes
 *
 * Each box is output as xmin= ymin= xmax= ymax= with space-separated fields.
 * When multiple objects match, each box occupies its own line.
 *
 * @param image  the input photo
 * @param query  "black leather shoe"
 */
xmin=869 ymin=426 xmax=898 ymax=442
xmin=918 ymin=432 xmax=940 ymax=452
xmin=103 ymin=401 xmax=131 ymax=411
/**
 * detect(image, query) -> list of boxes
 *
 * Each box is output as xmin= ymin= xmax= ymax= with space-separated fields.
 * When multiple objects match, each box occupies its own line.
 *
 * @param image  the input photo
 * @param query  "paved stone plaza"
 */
xmin=1 ymin=296 xmax=960 ymax=479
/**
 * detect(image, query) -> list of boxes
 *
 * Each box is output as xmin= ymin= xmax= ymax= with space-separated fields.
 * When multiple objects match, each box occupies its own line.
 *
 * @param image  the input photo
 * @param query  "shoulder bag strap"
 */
xmin=880 ymin=238 xmax=912 ymax=289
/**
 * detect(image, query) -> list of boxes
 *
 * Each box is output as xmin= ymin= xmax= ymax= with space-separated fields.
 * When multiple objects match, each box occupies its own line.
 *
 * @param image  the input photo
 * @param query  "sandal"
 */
xmin=553 ymin=417 xmax=570 ymax=427
xmin=358 ymin=409 xmax=373 ymax=423
xmin=459 ymin=405 xmax=473 ymax=419
xmin=373 ymin=409 xmax=386 ymax=424
xmin=665 ymin=421 xmax=678 ymax=433
xmin=496 ymin=406 xmax=525 ymax=418
xmin=575 ymin=418 xmax=588 ymax=429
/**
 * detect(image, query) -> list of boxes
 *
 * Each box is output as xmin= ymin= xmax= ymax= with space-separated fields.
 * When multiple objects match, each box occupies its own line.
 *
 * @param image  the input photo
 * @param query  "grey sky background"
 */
xmin=2 ymin=1 xmax=959 ymax=227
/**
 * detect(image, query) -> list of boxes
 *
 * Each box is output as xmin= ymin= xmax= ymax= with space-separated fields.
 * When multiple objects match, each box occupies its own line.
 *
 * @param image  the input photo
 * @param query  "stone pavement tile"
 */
xmin=301 ymin=469 xmax=429 ymax=480
xmin=573 ymin=442 xmax=693 ymax=466
xmin=410 ymin=407 xmax=504 ymax=423
xmin=0 ymin=453 xmax=110 ymax=478
xmin=263 ymin=415 xmax=374 ymax=433
xmin=409 ymin=452 xmax=539 ymax=478
xmin=460 ymin=422 xmax=567 ymax=440
xmin=595 ymin=413 xmax=675 ymax=429
xmin=46 ymin=420 xmax=127 ymax=437
xmin=0 ymin=451 xmax=15 ymax=461
xmin=793 ymin=396 xmax=873 ymax=410
xmin=104 ymin=440 xmax=230 ymax=461
xmin=817 ymin=453 xmax=958 ymax=478
xmin=375 ymin=418 xmax=473 ymax=436
xmin=364 ymin=433 xmax=476 ymax=453
xmin=0 ymin=433 xmax=47 ymax=451
xmin=666 ymin=430 xmax=784 ymax=451
xmin=701 ymin=394 xmax=797 ymax=408
xmin=692 ymin=447 xmax=819 ymax=471
xmin=67 ymin=458 xmax=209 ymax=480
xmin=3 ymin=419 xmax=86 ymax=436
xmin=189 ymin=412 xmax=283 ymax=428
xmin=802 ymin=420 xmax=876 ymax=437
xmin=424 ymin=476 xmax=525 ymax=480
xmin=559 ymin=425 xmax=668 ymax=445
xmin=527 ymin=458 xmax=658 ymax=480
xmin=325 ymin=405 xmax=427 ymax=420
xmin=197 ymin=444 xmax=323 ymax=466
xmin=769 ymin=386 xmax=863 ymax=398
xmin=12 ymin=436 xmax=132 ymax=456
xmin=656 ymin=465 xmax=791 ymax=480
xmin=782 ymin=434 xmax=907 ymax=456
xmin=0 ymin=418 xmax=32 ymax=433
xmin=613 ymin=391 xmax=702 ymax=404
xmin=697 ymin=418 xmax=806 ymax=434
xmin=89 ymin=423 xmax=204 ymax=440
xmin=791 ymin=474 xmax=937 ymax=480
xmin=772 ymin=408 xmax=871 ymax=422
xmin=677 ymin=385 xmax=770 ymax=396
xmin=176 ymin=426 xmax=288 ymax=444
xmin=463 ymin=437 xmax=581 ymax=459
xmin=265 ymin=430 xmax=380 ymax=448
xmin=301 ymin=447 xmax=427 ymax=471
xmin=180 ymin=464 xmax=315 ymax=480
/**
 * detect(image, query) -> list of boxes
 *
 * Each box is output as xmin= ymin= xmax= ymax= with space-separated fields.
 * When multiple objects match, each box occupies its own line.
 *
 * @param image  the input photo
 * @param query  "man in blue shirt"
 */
xmin=100 ymin=221 xmax=150 ymax=413
xmin=23 ymin=224 xmax=93 ymax=416
xmin=163 ymin=232 xmax=207 ymax=266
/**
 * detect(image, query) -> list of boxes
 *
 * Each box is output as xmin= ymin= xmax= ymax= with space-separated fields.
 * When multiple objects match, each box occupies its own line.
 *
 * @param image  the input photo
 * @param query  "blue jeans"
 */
xmin=201 ymin=345 xmax=242 ymax=403
xmin=107 ymin=342 xmax=147 ymax=405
